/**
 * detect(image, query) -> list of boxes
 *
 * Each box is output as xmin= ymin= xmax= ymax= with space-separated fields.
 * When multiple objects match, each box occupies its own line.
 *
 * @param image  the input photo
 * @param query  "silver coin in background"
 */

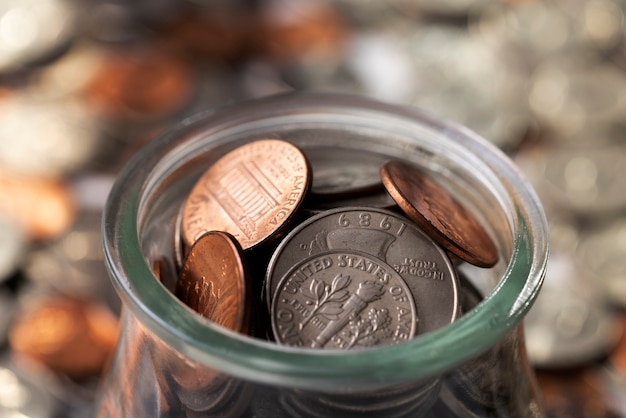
xmin=0 ymin=359 xmax=59 ymax=418
xmin=345 ymin=31 xmax=417 ymax=104
xmin=409 ymin=23 xmax=532 ymax=151
xmin=554 ymin=0 xmax=626 ymax=52
xmin=524 ymin=253 xmax=622 ymax=368
xmin=267 ymin=207 xmax=459 ymax=335
xmin=0 ymin=95 xmax=103 ymax=177
xmin=0 ymin=0 xmax=76 ymax=73
xmin=27 ymin=42 xmax=105 ymax=100
xmin=271 ymin=250 xmax=417 ymax=349
xmin=578 ymin=217 xmax=626 ymax=307
xmin=528 ymin=54 xmax=626 ymax=138
xmin=515 ymin=143 xmax=626 ymax=217
xmin=0 ymin=212 xmax=26 ymax=283
xmin=470 ymin=1 xmax=576 ymax=65
xmin=22 ymin=209 xmax=120 ymax=314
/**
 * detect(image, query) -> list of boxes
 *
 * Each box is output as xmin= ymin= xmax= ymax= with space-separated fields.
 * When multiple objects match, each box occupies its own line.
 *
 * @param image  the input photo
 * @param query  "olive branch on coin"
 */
xmin=300 ymin=273 xmax=351 ymax=329
xmin=342 ymin=307 xmax=393 ymax=349
xmin=311 ymin=280 xmax=386 ymax=348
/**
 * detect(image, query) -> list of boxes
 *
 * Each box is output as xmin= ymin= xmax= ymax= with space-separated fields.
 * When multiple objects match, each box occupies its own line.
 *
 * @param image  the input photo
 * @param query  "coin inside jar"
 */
xmin=266 ymin=206 xmax=459 ymax=335
xmin=181 ymin=139 xmax=311 ymax=250
xmin=380 ymin=160 xmax=498 ymax=268
xmin=271 ymin=250 xmax=417 ymax=349
xmin=175 ymin=230 xmax=251 ymax=334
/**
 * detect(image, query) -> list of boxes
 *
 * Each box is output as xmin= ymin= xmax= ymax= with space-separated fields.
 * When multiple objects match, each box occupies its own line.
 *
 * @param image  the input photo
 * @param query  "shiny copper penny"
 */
xmin=380 ymin=160 xmax=498 ymax=268
xmin=181 ymin=139 xmax=311 ymax=250
xmin=175 ymin=231 xmax=251 ymax=334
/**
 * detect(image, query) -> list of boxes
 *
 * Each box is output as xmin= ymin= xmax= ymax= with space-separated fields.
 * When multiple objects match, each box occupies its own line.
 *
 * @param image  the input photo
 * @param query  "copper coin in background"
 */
xmin=84 ymin=49 xmax=193 ymax=121
xmin=181 ymin=139 xmax=311 ymax=250
xmin=380 ymin=160 xmax=498 ymax=268
xmin=175 ymin=231 xmax=250 ymax=334
xmin=257 ymin=2 xmax=347 ymax=64
xmin=8 ymin=296 xmax=118 ymax=379
xmin=0 ymin=169 xmax=75 ymax=241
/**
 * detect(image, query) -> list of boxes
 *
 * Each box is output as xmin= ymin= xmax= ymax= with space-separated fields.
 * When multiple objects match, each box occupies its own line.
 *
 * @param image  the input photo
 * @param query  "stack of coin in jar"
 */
xmin=173 ymin=138 xmax=498 ymax=344
xmin=155 ymin=137 xmax=498 ymax=416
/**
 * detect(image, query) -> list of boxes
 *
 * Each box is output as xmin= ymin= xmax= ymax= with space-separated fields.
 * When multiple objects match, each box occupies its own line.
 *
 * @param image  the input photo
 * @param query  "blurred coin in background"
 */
xmin=0 ymin=0 xmax=76 ymax=74
xmin=9 ymin=295 xmax=118 ymax=380
xmin=0 ymin=96 xmax=103 ymax=177
xmin=0 ymin=358 xmax=60 ymax=418
xmin=578 ymin=217 xmax=626 ymax=308
xmin=0 ymin=169 xmax=75 ymax=241
xmin=525 ymin=254 xmax=622 ymax=369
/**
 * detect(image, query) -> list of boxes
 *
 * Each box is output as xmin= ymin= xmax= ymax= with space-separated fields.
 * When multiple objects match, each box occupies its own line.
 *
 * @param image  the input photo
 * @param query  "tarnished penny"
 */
xmin=380 ymin=160 xmax=498 ymax=268
xmin=181 ymin=139 xmax=311 ymax=250
xmin=175 ymin=230 xmax=250 ymax=333
xmin=271 ymin=250 xmax=417 ymax=349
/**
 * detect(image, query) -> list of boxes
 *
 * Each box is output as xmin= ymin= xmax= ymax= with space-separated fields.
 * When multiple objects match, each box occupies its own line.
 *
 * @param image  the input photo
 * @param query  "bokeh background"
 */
xmin=1 ymin=0 xmax=626 ymax=416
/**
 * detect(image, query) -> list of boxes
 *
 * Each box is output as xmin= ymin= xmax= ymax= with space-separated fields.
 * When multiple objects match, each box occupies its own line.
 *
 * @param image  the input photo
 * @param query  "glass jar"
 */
xmin=97 ymin=93 xmax=549 ymax=417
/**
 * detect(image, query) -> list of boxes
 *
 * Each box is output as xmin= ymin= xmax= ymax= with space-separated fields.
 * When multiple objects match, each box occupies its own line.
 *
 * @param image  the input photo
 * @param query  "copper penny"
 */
xmin=8 ymin=296 xmax=118 ymax=379
xmin=0 ymin=169 xmax=75 ymax=240
xmin=181 ymin=139 xmax=311 ymax=250
xmin=175 ymin=230 xmax=251 ymax=334
xmin=257 ymin=3 xmax=346 ymax=64
xmin=380 ymin=160 xmax=498 ymax=268
xmin=84 ymin=49 xmax=193 ymax=121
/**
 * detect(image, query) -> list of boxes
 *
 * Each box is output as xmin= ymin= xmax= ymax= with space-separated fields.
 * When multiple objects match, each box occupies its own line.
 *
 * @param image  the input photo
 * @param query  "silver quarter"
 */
xmin=266 ymin=207 xmax=459 ymax=335
xmin=271 ymin=250 xmax=417 ymax=349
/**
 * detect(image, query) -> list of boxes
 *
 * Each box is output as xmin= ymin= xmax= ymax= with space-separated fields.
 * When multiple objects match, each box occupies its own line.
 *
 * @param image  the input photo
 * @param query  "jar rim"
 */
xmin=102 ymin=92 xmax=548 ymax=391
